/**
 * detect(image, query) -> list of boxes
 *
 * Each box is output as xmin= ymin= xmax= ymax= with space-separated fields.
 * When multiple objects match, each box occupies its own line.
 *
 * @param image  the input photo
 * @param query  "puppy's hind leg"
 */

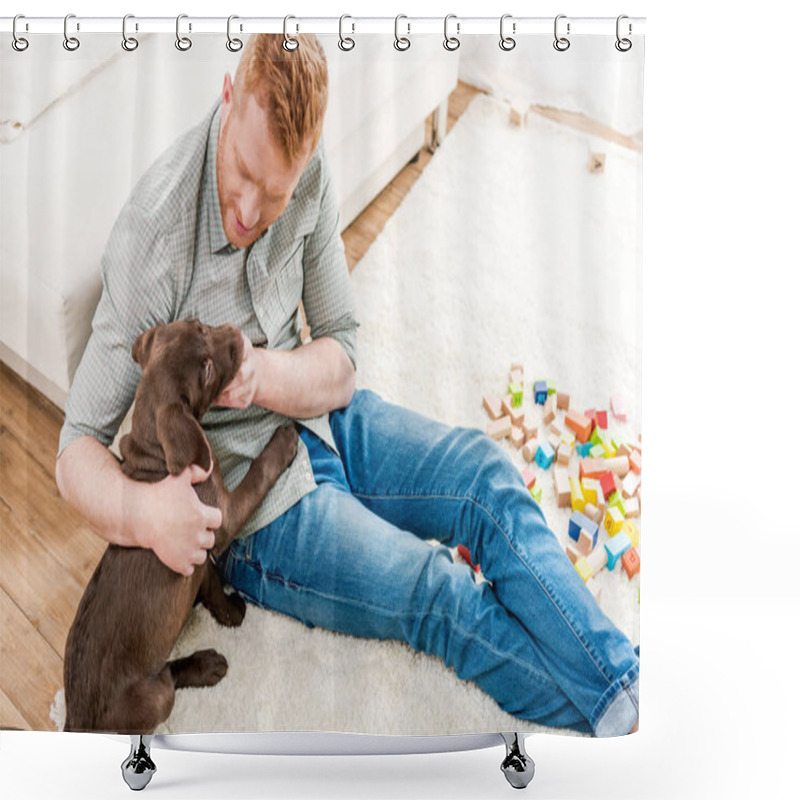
xmin=197 ymin=561 xmax=246 ymax=627
xmin=112 ymin=666 xmax=176 ymax=734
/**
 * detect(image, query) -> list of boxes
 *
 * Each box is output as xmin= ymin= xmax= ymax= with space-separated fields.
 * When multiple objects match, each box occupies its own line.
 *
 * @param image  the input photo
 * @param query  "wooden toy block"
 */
xmin=509 ymin=405 xmax=525 ymax=427
xmin=599 ymin=471 xmax=616 ymax=499
xmin=534 ymin=380 xmax=548 ymax=405
xmin=556 ymin=391 xmax=570 ymax=410
xmin=487 ymin=416 xmax=512 ymax=440
xmin=590 ymin=444 xmax=605 ymax=459
xmin=622 ymin=547 xmax=641 ymax=579
xmin=569 ymin=477 xmax=585 ymax=512
xmin=629 ymin=450 xmax=642 ymax=475
xmin=560 ymin=429 xmax=576 ymax=447
xmin=547 ymin=432 xmax=561 ymax=454
xmin=604 ymin=531 xmax=632 ymax=570
xmin=569 ymin=510 xmax=599 ymax=547
xmin=557 ymin=443 xmax=572 ymax=466
xmin=622 ymin=472 xmax=640 ymax=498
xmin=603 ymin=506 xmax=625 ymax=537
xmin=581 ymin=477 xmax=600 ymax=506
xmin=587 ymin=545 xmax=608 ymax=574
xmin=565 ymin=544 xmax=581 ymax=565
xmin=610 ymin=395 xmax=628 ymax=422
xmin=596 ymin=410 xmax=608 ymax=429
xmin=605 ymin=455 xmax=630 ymax=477
xmin=509 ymin=368 xmax=524 ymax=385
xmin=482 ymin=394 xmax=503 ymax=420
xmin=522 ymin=437 xmax=539 ymax=463
xmin=554 ymin=467 xmax=571 ymax=508
xmin=508 ymin=381 xmax=524 ymax=408
xmin=535 ymin=441 xmax=555 ymax=469
xmin=457 ymin=544 xmax=480 ymax=573
xmin=579 ymin=457 xmax=607 ymax=480
xmin=577 ymin=528 xmax=594 ymax=556
xmin=510 ymin=426 xmax=525 ymax=449
xmin=521 ymin=467 xmax=537 ymax=490
xmin=565 ymin=409 xmax=593 ymax=443
xmin=583 ymin=502 xmax=602 ymax=524
xmin=501 ymin=394 xmax=515 ymax=417
xmin=617 ymin=442 xmax=634 ymax=457
xmin=522 ymin=419 xmax=538 ymax=441
xmin=574 ymin=557 xmax=593 ymax=583
xmin=621 ymin=520 xmax=639 ymax=548
xmin=543 ymin=393 xmax=557 ymax=424
xmin=589 ymin=152 xmax=606 ymax=173
xmin=624 ymin=496 xmax=640 ymax=518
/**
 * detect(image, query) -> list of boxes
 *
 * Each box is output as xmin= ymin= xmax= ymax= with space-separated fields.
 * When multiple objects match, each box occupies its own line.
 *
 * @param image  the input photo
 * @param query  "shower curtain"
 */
xmin=0 ymin=20 xmax=644 ymax=740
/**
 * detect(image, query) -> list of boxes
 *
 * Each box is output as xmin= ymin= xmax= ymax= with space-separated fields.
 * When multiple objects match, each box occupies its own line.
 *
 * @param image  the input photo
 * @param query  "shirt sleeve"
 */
xmin=57 ymin=201 xmax=175 ymax=459
xmin=300 ymin=149 xmax=359 ymax=371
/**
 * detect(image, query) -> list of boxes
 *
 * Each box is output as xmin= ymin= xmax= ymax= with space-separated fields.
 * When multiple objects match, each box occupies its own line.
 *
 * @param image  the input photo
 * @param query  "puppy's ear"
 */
xmin=132 ymin=326 xmax=158 ymax=368
xmin=155 ymin=403 xmax=213 ymax=475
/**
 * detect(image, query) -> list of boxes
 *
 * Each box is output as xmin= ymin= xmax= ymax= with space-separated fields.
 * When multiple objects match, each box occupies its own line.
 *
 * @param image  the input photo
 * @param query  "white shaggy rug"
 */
xmin=52 ymin=92 xmax=640 ymax=738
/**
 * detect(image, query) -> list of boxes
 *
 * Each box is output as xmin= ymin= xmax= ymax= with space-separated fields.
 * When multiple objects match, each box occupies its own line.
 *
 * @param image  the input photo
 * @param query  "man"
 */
xmin=56 ymin=34 xmax=638 ymax=737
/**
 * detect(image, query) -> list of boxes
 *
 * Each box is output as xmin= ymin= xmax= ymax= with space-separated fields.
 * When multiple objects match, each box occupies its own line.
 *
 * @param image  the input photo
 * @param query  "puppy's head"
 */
xmin=131 ymin=320 xmax=245 ymax=474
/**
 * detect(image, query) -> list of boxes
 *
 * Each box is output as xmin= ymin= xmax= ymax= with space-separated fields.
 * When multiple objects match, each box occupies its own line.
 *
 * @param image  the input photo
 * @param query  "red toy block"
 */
xmin=521 ymin=467 xmax=537 ymax=490
xmin=599 ymin=471 xmax=616 ymax=500
xmin=584 ymin=409 xmax=598 ymax=433
xmin=596 ymin=410 xmax=608 ymax=429
xmin=457 ymin=544 xmax=480 ymax=573
xmin=565 ymin=410 xmax=593 ymax=443
xmin=622 ymin=547 xmax=640 ymax=579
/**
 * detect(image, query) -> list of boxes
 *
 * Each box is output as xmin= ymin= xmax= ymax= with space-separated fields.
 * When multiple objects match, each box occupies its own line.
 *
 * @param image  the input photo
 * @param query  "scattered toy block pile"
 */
xmin=482 ymin=365 xmax=641 ymax=593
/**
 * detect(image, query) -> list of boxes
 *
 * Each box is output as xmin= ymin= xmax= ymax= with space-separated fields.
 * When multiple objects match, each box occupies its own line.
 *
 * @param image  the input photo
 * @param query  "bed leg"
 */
xmin=500 ymin=732 xmax=535 ymax=789
xmin=121 ymin=735 xmax=156 ymax=791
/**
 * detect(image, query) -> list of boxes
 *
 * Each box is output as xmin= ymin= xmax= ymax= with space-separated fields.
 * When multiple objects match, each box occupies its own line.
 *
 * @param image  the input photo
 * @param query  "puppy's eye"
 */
xmin=203 ymin=359 xmax=214 ymax=385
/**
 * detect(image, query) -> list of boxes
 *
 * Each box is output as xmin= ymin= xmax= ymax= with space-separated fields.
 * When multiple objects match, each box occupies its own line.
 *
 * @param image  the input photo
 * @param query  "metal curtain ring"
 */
xmin=12 ymin=14 xmax=29 ymax=52
xmin=226 ymin=15 xmax=242 ymax=52
xmin=553 ymin=14 xmax=570 ymax=51
xmin=499 ymin=14 xmax=515 ymax=51
xmin=615 ymin=14 xmax=632 ymax=52
xmin=175 ymin=14 xmax=192 ymax=51
xmin=283 ymin=15 xmax=299 ymax=51
xmin=122 ymin=14 xmax=139 ymax=51
xmin=63 ymin=13 xmax=80 ymax=51
xmin=394 ymin=15 xmax=410 ymax=51
xmin=338 ymin=14 xmax=355 ymax=51
xmin=443 ymin=14 xmax=460 ymax=51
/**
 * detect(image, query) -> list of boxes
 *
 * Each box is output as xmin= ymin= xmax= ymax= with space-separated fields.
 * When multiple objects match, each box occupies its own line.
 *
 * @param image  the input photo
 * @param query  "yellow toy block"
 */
xmin=581 ymin=478 xmax=600 ymax=507
xmin=560 ymin=429 xmax=576 ymax=447
xmin=604 ymin=506 xmax=625 ymax=536
xmin=622 ymin=520 xmax=640 ymax=548
xmin=574 ymin=557 xmax=593 ymax=583
xmin=569 ymin=477 xmax=586 ymax=512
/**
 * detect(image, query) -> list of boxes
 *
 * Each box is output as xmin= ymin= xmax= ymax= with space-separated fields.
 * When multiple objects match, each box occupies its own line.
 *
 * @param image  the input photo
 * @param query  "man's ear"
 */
xmin=155 ymin=402 xmax=213 ymax=475
xmin=132 ymin=326 xmax=158 ymax=368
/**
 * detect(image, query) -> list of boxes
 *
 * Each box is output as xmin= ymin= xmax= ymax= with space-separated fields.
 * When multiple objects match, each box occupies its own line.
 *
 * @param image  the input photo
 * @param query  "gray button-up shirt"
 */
xmin=58 ymin=101 xmax=359 ymax=538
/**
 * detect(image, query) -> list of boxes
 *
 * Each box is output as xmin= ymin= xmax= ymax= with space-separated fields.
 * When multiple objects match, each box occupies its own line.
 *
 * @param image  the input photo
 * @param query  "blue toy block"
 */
xmin=604 ymin=531 xmax=632 ymax=571
xmin=534 ymin=441 xmax=555 ymax=469
xmin=534 ymin=380 xmax=548 ymax=405
xmin=568 ymin=511 xmax=599 ymax=547
xmin=576 ymin=442 xmax=594 ymax=458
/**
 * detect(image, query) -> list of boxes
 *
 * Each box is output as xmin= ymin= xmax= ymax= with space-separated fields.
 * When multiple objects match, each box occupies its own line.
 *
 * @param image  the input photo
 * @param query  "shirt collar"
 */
xmin=206 ymin=104 xmax=233 ymax=255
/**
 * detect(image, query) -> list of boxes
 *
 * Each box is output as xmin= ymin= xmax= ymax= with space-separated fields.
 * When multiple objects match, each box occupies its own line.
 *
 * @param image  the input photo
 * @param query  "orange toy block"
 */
xmin=580 ymin=458 xmax=607 ymax=480
xmin=521 ymin=467 xmax=537 ymax=490
xmin=629 ymin=450 xmax=642 ymax=475
xmin=554 ymin=467 xmax=571 ymax=508
xmin=565 ymin=410 xmax=593 ymax=443
xmin=622 ymin=547 xmax=641 ymax=579
xmin=482 ymin=394 xmax=503 ymax=420
xmin=556 ymin=391 xmax=570 ymax=410
xmin=522 ymin=437 xmax=539 ymax=463
xmin=510 ymin=426 xmax=525 ymax=449
xmin=487 ymin=416 xmax=512 ymax=440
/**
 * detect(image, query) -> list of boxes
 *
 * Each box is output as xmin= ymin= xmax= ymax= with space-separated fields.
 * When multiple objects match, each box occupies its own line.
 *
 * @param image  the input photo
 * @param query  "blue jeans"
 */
xmin=221 ymin=389 xmax=639 ymax=736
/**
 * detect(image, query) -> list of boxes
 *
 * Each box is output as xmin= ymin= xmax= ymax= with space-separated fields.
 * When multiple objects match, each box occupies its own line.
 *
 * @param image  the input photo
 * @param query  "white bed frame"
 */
xmin=114 ymin=732 xmax=535 ymax=790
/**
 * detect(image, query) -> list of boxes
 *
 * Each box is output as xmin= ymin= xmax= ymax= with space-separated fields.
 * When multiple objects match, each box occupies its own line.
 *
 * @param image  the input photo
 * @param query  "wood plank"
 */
xmin=0 ymin=427 xmax=106 ymax=589
xmin=531 ymin=104 xmax=643 ymax=152
xmin=1 ymin=686 xmax=31 ymax=731
xmin=0 ymin=500 xmax=86 ymax=659
xmin=0 ymin=589 xmax=62 ymax=731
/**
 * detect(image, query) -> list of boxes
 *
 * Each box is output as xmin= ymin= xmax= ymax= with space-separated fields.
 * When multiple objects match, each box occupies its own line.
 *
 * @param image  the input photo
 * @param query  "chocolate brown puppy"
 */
xmin=63 ymin=320 xmax=298 ymax=733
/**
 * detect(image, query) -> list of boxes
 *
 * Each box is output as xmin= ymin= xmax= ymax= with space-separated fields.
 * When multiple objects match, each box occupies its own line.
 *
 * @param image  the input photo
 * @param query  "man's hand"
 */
xmin=140 ymin=461 xmax=223 ymax=576
xmin=214 ymin=331 xmax=258 ymax=410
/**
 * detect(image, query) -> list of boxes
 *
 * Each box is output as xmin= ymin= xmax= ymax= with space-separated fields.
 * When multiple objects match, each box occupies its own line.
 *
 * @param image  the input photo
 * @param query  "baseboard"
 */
xmin=0 ymin=343 xmax=67 ymax=411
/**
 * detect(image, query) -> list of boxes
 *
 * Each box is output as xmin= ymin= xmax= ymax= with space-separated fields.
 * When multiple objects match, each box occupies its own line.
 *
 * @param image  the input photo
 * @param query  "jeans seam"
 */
xmin=350 ymin=489 xmax=616 ymax=689
xmin=232 ymin=556 xmax=562 ymax=692
xmin=591 ymin=666 xmax=639 ymax=731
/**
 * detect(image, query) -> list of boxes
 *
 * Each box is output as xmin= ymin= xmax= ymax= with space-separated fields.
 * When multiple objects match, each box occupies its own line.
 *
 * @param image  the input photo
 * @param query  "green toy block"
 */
xmin=508 ymin=381 xmax=523 ymax=408
xmin=608 ymin=490 xmax=626 ymax=517
xmin=590 ymin=444 xmax=605 ymax=459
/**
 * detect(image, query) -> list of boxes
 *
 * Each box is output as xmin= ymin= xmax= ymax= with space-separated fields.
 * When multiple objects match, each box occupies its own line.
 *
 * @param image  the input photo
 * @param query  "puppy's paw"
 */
xmin=216 ymin=590 xmax=246 ymax=628
xmin=193 ymin=649 xmax=228 ymax=687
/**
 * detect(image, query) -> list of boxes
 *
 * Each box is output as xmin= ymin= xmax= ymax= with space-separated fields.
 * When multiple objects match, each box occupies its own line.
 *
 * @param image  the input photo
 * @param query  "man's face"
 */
xmin=217 ymin=74 xmax=310 ymax=250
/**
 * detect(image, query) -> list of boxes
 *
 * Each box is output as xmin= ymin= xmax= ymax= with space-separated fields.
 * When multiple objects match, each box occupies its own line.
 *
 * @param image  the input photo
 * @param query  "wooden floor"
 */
xmin=0 ymin=81 xmax=637 ymax=731
xmin=0 ymin=80 xmax=481 ymax=732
